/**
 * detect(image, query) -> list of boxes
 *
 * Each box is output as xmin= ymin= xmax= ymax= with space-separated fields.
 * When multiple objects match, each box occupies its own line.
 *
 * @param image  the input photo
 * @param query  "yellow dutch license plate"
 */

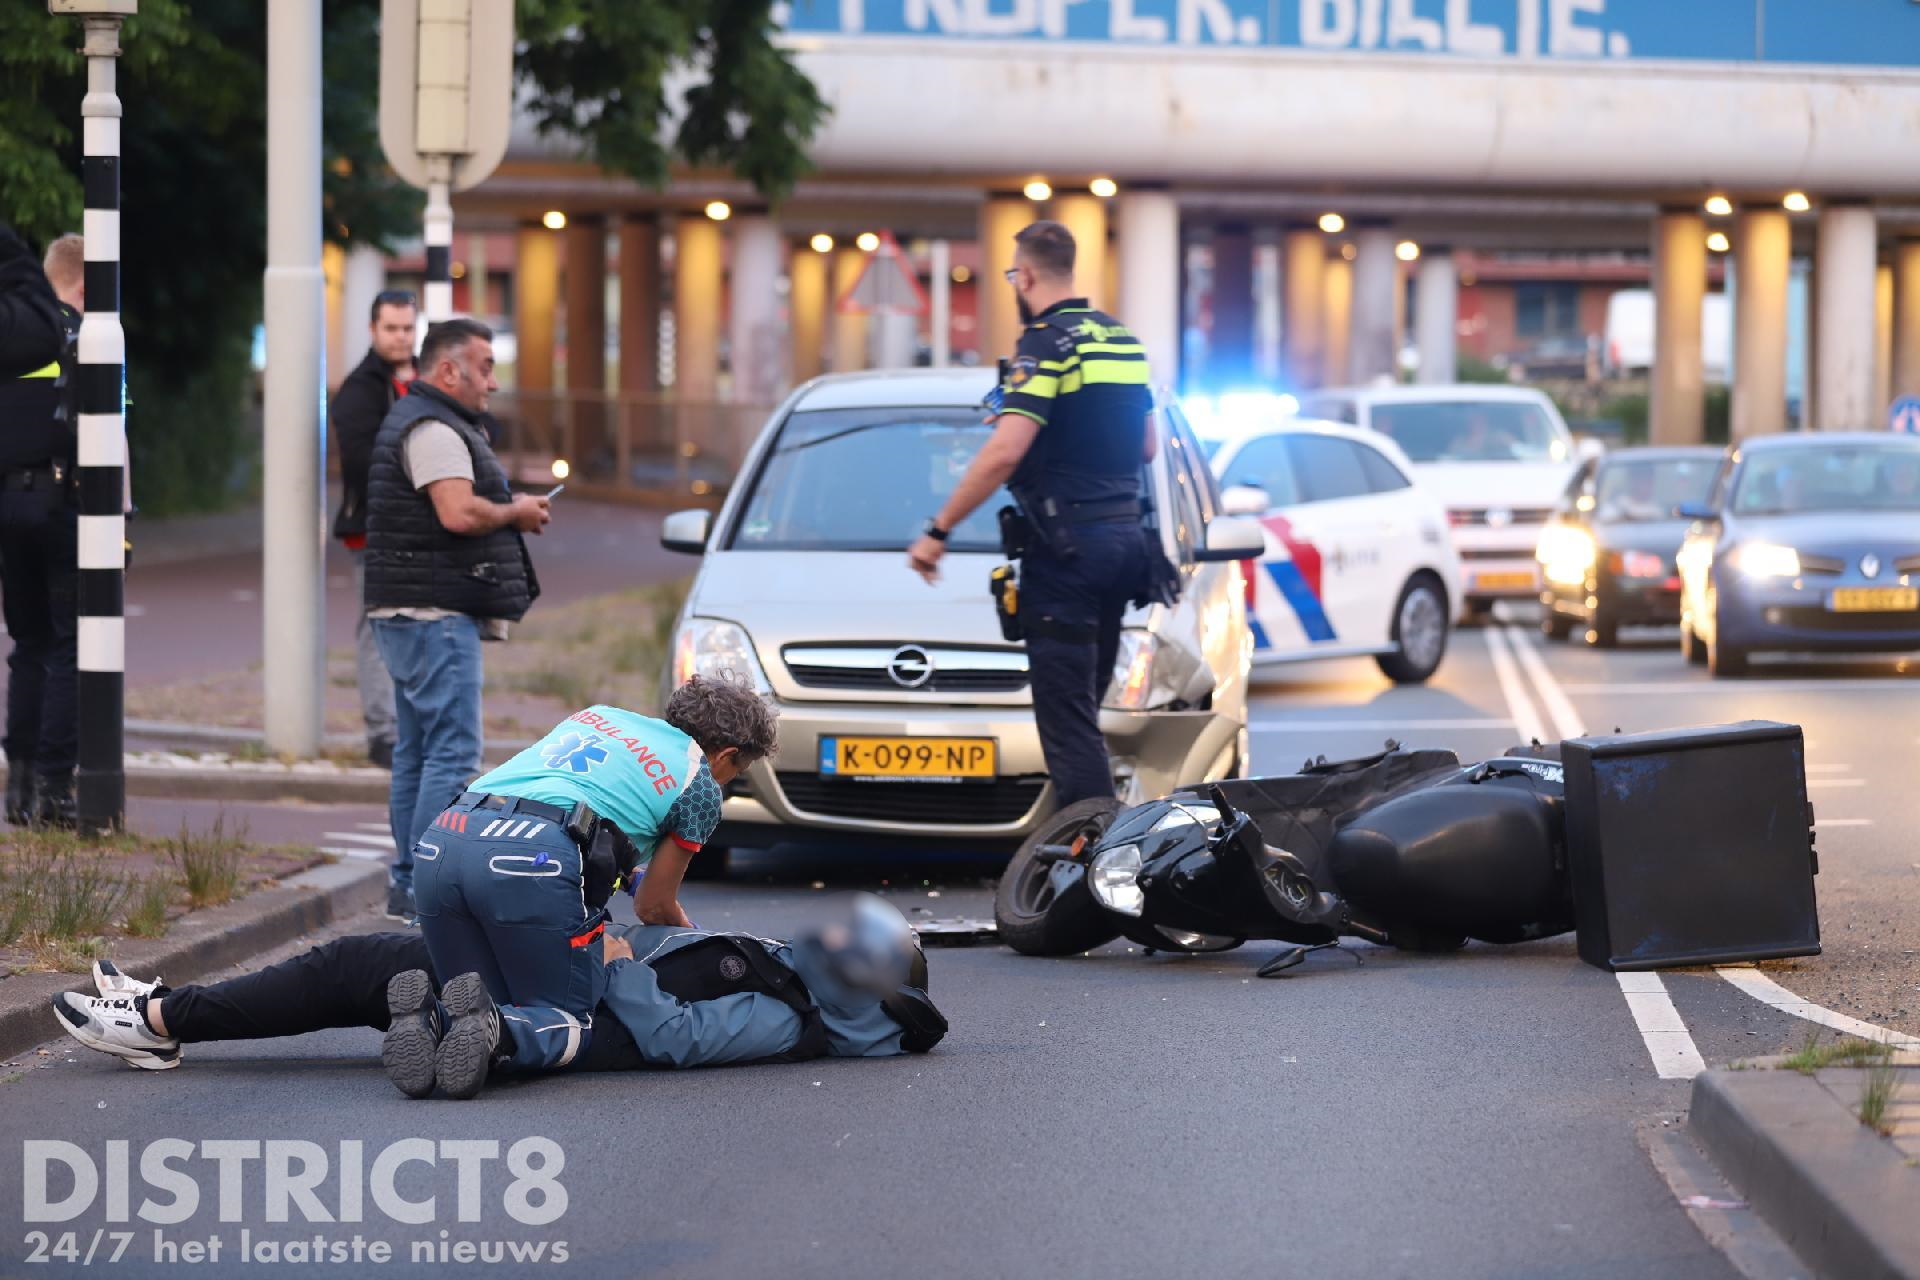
xmin=820 ymin=736 xmax=996 ymax=781
xmin=1474 ymin=571 xmax=1536 ymax=591
xmin=1829 ymin=587 xmax=1920 ymax=612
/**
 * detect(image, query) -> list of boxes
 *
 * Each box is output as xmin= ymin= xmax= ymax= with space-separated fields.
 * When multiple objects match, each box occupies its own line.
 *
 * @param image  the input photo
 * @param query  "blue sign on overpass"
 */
xmin=787 ymin=0 xmax=1920 ymax=67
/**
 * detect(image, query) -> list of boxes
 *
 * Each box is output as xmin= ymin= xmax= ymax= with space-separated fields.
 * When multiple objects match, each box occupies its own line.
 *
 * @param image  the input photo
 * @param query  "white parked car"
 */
xmin=1299 ymin=384 xmax=1590 ymax=619
xmin=1205 ymin=420 xmax=1464 ymax=683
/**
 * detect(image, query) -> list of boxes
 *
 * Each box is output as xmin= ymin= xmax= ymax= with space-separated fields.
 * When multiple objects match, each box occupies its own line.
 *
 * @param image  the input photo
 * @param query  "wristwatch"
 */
xmin=923 ymin=520 xmax=950 ymax=542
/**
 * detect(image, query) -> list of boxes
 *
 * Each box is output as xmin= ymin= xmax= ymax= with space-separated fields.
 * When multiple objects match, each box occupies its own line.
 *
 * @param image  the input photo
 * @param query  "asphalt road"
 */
xmin=5 ymin=616 xmax=1915 ymax=1278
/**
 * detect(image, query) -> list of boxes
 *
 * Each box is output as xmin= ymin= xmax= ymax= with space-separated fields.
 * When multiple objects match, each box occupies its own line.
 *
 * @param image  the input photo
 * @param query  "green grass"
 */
xmin=168 ymin=814 xmax=247 ymax=909
xmin=1859 ymin=1057 xmax=1901 ymax=1136
xmin=124 ymin=876 xmax=174 ymax=938
xmin=1781 ymin=1030 xmax=1894 ymax=1074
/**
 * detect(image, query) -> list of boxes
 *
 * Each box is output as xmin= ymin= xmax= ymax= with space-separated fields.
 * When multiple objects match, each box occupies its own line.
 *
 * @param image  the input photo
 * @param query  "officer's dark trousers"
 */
xmin=1021 ymin=519 xmax=1148 ymax=807
xmin=412 ymin=794 xmax=610 ymax=1068
xmin=0 ymin=475 xmax=77 ymax=782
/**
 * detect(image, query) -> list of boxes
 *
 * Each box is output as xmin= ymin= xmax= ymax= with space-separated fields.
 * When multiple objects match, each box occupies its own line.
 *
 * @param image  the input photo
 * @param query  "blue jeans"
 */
xmin=372 ymin=615 xmax=484 ymax=891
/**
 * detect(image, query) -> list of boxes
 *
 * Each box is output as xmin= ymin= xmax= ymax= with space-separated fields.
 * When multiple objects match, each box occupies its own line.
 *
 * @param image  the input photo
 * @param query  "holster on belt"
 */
xmin=569 ymin=802 xmax=636 ymax=913
xmin=990 ymin=563 xmax=1022 ymax=642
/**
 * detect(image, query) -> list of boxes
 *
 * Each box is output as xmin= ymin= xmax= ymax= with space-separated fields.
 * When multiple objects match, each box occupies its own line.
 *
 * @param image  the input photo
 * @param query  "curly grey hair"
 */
xmin=664 ymin=673 xmax=779 ymax=764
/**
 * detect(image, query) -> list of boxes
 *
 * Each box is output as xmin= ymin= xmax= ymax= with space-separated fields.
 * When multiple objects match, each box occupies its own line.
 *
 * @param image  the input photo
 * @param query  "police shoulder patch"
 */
xmin=1008 ymin=355 xmax=1038 ymax=387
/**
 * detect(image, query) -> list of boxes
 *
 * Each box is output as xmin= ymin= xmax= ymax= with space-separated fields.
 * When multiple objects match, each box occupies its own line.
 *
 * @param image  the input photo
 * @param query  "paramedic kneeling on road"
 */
xmin=908 ymin=220 xmax=1160 ymax=806
xmin=408 ymin=675 xmax=777 ymax=1079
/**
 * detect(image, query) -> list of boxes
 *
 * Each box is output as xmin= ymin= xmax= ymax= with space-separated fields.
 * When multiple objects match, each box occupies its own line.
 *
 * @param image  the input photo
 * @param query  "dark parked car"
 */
xmin=1537 ymin=447 xmax=1720 ymax=646
xmin=1676 ymin=433 xmax=1920 ymax=676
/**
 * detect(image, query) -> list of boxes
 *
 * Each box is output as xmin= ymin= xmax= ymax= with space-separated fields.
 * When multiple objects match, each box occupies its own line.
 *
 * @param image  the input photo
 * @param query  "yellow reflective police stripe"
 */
xmin=1059 ymin=368 xmax=1084 ymax=393
xmin=1017 ymin=373 xmax=1063 ymax=398
xmin=18 ymin=361 xmax=59 ymax=380
xmin=1078 ymin=359 xmax=1151 ymax=386
xmin=1002 ymin=407 xmax=1047 ymax=425
xmin=1074 ymin=341 xmax=1143 ymax=356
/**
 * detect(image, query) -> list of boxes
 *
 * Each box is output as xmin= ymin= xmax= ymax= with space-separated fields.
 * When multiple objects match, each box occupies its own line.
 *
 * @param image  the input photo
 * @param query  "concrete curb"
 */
xmin=0 ymin=858 xmax=386 ymax=1065
xmin=1689 ymin=1066 xmax=1920 ymax=1280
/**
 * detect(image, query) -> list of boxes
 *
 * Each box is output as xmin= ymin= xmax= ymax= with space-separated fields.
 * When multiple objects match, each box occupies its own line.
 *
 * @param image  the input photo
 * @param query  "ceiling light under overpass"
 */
xmin=705 ymin=200 xmax=732 ymax=221
xmin=809 ymin=233 xmax=834 ymax=253
xmin=1395 ymin=240 xmax=1421 ymax=262
xmin=1318 ymin=213 xmax=1345 ymax=234
xmin=1023 ymin=179 xmax=1052 ymax=202
xmin=1704 ymin=195 xmax=1733 ymax=216
xmin=1783 ymin=191 xmax=1812 ymax=213
xmin=1706 ymin=231 xmax=1731 ymax=253
xmin=1089 ymin=177 xmax=1118 ymax=199
xmin=856 ymin=232 xmax=880 ymax=252
xmin=541 ymin=210 xmax=567 ymax=230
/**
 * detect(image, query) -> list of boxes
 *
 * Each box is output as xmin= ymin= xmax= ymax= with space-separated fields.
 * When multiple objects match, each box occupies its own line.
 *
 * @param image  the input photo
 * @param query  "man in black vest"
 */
xmin=0 ymin=234 xmax=85 ymax=827
xmin=363 ymin=318 xmax=550 ymax=919
xmin=330 ymin=289 xmax=419 ymax=769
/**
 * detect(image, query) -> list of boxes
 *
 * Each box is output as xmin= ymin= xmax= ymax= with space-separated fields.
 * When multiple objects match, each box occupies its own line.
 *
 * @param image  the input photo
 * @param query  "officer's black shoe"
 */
xmin=435 ymin=972 xmax=500 ymax=1101
xmin=4 ymin=760 xmax=35 ymax=826
xmin=368 ymin=738 xmax=394 ymax=770
xmin=34 ymin=776 xmax=76 ymax=830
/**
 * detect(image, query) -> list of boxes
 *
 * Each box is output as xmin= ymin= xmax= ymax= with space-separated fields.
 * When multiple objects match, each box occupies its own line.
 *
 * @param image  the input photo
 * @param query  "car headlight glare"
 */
xmin=1089 ymin=842 xmax=1145 ymax=917
xmin=1536 ymin=524 xmax=1597 ymax=587
xmin=1733 ymin=542 xmax=1801 ymax=580
xmin=671 ymin=617 xmax=771 ymax=692
xmin=1105 ymin=629 xmax=1171 ymax=711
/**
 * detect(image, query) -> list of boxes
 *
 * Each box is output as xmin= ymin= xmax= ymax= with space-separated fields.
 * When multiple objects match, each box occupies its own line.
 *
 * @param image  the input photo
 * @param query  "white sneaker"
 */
xmin=51 ymin=991 xmax=181 ymax=1071
xmin=92 ymin=958 xmax=161 ymax=1001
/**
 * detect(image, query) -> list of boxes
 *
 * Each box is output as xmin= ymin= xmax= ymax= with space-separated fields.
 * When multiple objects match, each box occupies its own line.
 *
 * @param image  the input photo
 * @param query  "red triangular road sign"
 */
xmin=834 ymin=229 xmax=929 ymax=316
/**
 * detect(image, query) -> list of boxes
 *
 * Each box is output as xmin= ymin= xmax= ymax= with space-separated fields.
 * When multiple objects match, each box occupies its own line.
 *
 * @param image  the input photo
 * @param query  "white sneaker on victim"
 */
xmin=51 ymin=991 xmax=181 ymax=1071
xmin=93 ymin=957 xmax=161 ymax=1000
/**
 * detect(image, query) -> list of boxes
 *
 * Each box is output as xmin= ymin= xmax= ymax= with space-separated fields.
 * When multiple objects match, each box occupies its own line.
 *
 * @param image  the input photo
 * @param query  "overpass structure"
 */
xmin=347 ymin=0 xmax=1920 ymax=474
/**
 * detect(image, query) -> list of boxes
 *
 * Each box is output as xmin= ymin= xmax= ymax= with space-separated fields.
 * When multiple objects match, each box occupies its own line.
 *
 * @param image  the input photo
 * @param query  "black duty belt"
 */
xmin=0 ymin=464 xmax=69 ymax=493
xmin=1053 ymin=497 xmax=1140 ymax=526
xmin=455 ymin=790 xmax=593 ymax=838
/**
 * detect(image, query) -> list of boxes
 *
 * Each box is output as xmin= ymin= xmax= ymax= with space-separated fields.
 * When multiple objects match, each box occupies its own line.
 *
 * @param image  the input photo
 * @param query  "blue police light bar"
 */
xmin=1180 ymin=389 xmax=1299 ymax=443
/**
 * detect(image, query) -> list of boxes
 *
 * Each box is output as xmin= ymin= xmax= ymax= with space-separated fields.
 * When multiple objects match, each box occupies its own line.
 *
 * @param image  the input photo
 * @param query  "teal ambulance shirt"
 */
xmin=469 ymin=705 xmax=725 ymax=858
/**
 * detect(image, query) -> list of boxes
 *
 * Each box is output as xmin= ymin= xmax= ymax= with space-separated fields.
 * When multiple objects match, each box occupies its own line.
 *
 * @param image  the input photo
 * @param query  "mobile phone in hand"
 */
xmin=545 ymin=484 xmax=566 ymax=500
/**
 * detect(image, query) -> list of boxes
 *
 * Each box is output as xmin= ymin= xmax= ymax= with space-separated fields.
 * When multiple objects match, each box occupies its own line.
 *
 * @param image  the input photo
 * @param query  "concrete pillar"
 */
xmin=1414 ymin=249 xmax=1458 ymax=385
xmin=728 ymin=214 xmax=785 ymax=404
xmin=1350 ymin=224 xmax=1397 ymax=384
xmin=978 ymin=192 xmax=1030 ymax=364
xmin=1652 ymin=210 xmax=1707 ymax=444
xmin=674 ymin=213 xmax=723 ymax=403
xmin=790 ymin=240 xmax=829 ymax=383
xmin=1103 ymin=245 xmax=1120 ymax=325
xmin=1051 ymin=192 xmax=1108 ymax=311
xmin=1875 ymin=262 xmax=1894 ymax=422
xmin=1321 ymin=254 xmax=1352 ymax=388
xmin=1731 ymin=207 xmax=1790 ymax=440
xmin=1211 ymin=223 xmax=1255 ymax=387
xmin=564 ymin=219 xmax=607 ymax=394
xmin=1281 ymin=228 xmax=1325 ymax=391
xmin=1895 ymin=239 xmax=1920 ymax=404
xmin=467 ymin=232 xmax=489 ymax=319
xmin=1813 ymin=202 xmax=1878 ymax=430
xmin=617 ymin=215 xmax=660 ymax=394
xmin=829 ymin=246 xmax=868 ymax=374
xmin=513 ymin=222 xmax=559 ymax=393
xmin=1117 ymin=187 xmax=1180 ymax=385
xmin=929 ymin=239 xmax=951 ymax=368
xmin=340 ymin=245 xmax=387 ymax=368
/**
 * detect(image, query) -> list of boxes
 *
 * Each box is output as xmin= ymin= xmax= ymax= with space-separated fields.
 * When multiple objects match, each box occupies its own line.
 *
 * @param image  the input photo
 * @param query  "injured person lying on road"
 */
xmin=52 ymin=892 xmax=947 ymax=1099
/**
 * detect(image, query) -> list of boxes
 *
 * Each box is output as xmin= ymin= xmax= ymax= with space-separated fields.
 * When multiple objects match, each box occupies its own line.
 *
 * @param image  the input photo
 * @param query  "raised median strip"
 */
xmin=0 ymin=858 xmax=386 ymax=1066
xmin=1689 ymin=1058 xmax=1920 ymax=1280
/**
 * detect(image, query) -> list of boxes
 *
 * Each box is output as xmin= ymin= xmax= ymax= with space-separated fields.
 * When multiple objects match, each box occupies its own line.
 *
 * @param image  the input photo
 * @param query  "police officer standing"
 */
xmin=0 ymin=234 xmax=84 ymax=827
xmin=909 ymin=221 xmax=1161 ymax=807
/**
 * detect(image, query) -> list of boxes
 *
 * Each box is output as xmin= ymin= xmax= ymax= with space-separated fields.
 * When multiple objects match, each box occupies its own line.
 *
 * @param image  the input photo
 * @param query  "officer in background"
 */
xmin=0 ymin=234 xmax=84 ymax=826
xmin=0 ymin=225 xmax=65 ymax=379
xmin=908 ymin=221 xmax=1161 ymax=807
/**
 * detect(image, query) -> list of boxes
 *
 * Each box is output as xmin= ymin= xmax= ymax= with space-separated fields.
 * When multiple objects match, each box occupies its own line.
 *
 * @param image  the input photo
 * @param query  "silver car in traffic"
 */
xmin=658 ymin=368 xmax=1263 ymax=871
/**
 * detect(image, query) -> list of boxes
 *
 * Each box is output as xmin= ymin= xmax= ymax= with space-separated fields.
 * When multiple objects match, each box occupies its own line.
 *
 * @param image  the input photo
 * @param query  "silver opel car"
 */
xmin=658 ymin=368 xmax=1263 ymax=874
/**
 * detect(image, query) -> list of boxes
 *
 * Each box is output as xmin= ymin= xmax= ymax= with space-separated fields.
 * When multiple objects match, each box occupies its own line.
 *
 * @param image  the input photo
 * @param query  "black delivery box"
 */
xmin=1562 ymin=721 xmax=1820 ymax=972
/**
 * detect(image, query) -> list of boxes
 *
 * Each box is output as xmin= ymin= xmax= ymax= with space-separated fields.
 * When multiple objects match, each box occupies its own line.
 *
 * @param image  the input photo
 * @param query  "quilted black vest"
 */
xmin=362 ymin=383 xmax=536 ymax=621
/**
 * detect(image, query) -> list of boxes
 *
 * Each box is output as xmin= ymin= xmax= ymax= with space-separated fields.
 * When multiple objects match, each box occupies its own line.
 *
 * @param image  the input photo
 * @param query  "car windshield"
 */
xmin=1594 ymin=457 xmax=1717 ymax=522
xmin=1368 ymin=400 xmax=1568 ymax=463
xmin=1731 ymin=444 xmax=1920 ymax=515
xmin=730 ymin=407 xmax=1006 ymax=552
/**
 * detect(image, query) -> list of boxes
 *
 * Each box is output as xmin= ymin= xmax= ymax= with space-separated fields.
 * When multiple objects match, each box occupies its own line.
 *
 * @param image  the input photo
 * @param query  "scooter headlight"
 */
xmin=1089 ymin=842 xmax=1145 ymax=917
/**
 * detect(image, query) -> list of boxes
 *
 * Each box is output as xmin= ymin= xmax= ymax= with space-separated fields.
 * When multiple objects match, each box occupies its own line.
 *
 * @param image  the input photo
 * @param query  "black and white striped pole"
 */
xmin=423 ymin=159 xmax=453 ymax=321
xmin=50 ymin=0 xmax=136 ymax=833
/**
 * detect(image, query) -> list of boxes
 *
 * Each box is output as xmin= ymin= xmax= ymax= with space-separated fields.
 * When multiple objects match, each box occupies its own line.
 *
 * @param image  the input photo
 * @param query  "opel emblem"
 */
xmin=1485 ymin=507 xmax=1513 ymax=528
xmin=887 ymin=645 xmax=934 ymax=689
xmin=1861 ymin=554 xmax=1882 ymax=579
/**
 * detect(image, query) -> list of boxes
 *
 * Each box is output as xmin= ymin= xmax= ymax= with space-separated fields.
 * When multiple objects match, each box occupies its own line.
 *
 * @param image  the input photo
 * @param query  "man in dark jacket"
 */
xmin=0 ymin=225 xmax=64 ymax=380
xmin=330 ymin=290 xmax=418 ymax=768
xmin=363 ymin=318 xmax=549 ymax=919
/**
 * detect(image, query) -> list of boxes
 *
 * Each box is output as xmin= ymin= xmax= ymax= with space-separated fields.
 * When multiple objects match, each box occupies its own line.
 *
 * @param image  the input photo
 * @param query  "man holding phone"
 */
xmin=363 ymin=318 xmax=551 ymax=920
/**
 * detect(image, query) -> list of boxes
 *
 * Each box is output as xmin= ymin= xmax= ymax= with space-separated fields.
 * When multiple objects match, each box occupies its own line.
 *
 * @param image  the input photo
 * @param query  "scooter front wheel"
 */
xmin=994 ymin=797 xmax=1124 ymax=957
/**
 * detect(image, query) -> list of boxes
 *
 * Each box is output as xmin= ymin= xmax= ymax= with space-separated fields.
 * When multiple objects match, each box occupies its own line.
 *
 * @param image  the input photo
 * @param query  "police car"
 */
xmin=1203 ymin=416 xmax=1464 ymax=683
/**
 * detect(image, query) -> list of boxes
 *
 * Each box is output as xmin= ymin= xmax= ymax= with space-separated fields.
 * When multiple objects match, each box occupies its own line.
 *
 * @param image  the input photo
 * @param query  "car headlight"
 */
xmin=1536 ymin=524 xmax=1596 ymax=587
xmin=1089 ymin=843 xmax=1145 ymax=917
xmin=1732 ymin=542 xmax=1801 ymax=580
xmin=1104 ymin=629 xmax=1176 ymax=711
xmin=671 ymin=617 xmax=771 ymax=692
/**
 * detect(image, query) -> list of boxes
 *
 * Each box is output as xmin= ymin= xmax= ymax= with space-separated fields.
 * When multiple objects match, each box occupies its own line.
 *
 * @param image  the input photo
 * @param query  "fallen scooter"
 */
xmin=993 ymin=723 xmax=1821 ymax=976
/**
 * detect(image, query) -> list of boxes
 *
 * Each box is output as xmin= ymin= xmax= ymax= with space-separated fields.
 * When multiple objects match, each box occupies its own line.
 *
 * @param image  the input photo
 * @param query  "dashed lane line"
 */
xmin=1615 ymin=972 xmax=1708 ymax=1079
xmin=1716 ymin=966 xmax=1920 ymax=1048
xmin=319 ymin=831 xmax=394 ymax=847
xmin=1557 ymin=679 xmax=1920 ymax=695
xmin=1251 ymin=719 xmax=1517 ymax=732
xmin=1482 ymin=627 xmax=1550 ymax=745
xmin=321 ymin=846 xmax=386 ymax=861
xmin=1805 ymin=777 xmax=1866 ymax=788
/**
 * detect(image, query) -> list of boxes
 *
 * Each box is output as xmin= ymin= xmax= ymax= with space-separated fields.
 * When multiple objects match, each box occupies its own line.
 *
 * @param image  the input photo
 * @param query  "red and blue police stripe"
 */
xmin=1246 ymin=514 xmax=1336 ymax=649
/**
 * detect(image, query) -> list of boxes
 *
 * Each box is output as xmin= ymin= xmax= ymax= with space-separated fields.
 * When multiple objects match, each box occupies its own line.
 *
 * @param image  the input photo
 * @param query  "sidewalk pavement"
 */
xmin=1690 ymin=1054 xmax=1920 ymax=1280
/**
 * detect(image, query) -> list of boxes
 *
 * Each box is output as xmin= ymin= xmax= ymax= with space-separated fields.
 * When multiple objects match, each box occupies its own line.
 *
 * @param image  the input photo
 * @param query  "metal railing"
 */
xmin=488 ymin=390 xmax=776 ymax=501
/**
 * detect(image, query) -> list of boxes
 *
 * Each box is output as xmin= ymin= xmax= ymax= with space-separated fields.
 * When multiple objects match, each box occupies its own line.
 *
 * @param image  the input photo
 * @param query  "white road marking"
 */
xmin=1559 ymin=680 xmax=1920 ymax=695
xmin=1804 ymin=763 xmax=1852 ymax=773
xmin=1805 ymin=777 xmax=1866 ymax=788
xmin=1482 ymin=628 xmax=1550 ymax=745
xmin=1503 ymin=627 xmax=1586 ymax=737
xmin=320 ymin=831 xmax=393 ymax=848
xmin=1615 ymin=972 xmax=1708 ymax=1079
xmin=1716 ymin=966 xmax=1920 ymax=1048
xmin=1251 ymin=719 xmax=1516 ymax=733
xmin=1817 ymin=818 xmax=1874 ymax=826
xmin=320 ymin=845 xmax=386 ymax=861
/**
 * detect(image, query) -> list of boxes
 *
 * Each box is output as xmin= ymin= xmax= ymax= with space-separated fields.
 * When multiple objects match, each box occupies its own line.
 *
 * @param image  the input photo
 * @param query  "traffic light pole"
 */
xmin=423 ymin=157 xmax=454 ymax=321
